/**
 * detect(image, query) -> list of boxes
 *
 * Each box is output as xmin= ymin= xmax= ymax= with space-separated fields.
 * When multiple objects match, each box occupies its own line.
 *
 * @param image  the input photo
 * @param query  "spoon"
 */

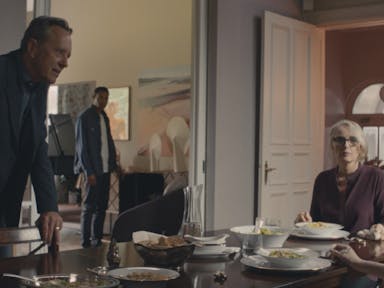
xmin=86 ymin=266 xmax=109 ymax=276
xmin=2 ymin=273 xmax=41 ymax=287
xmin=253 ymin=217 xmax=264 ymax=233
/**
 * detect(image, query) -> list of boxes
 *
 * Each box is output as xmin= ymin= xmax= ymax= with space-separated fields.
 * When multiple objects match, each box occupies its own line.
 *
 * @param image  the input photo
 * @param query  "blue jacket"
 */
xmin=0 ymin=50 xmax=58 ymax=226
xmin=74 ymin=105 xmax=117 ymax=176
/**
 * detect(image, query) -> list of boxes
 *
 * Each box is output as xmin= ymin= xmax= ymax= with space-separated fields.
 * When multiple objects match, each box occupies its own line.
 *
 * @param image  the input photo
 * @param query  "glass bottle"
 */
xmin=180 ymin=184 xmax=203 ymax=237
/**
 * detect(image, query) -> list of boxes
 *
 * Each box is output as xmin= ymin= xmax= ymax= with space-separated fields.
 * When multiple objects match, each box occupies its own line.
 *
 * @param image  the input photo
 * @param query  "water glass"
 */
xmin=241 ymin=234 xmax=262 ymax=256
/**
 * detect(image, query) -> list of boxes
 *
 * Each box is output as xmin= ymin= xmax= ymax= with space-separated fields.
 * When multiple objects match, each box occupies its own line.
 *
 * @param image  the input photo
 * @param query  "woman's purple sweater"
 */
xmin=310 ymin=165 xmax=384 ymax=234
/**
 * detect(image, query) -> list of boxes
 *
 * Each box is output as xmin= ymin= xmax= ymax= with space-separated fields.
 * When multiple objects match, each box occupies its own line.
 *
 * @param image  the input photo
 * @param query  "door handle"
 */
xmin=264 ymin=161 xmax=276 ymax=184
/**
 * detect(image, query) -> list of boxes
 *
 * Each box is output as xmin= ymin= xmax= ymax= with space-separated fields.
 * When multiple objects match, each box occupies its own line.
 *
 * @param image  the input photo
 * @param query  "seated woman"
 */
xmin=295 ymin=119 xmax=384 ymax=234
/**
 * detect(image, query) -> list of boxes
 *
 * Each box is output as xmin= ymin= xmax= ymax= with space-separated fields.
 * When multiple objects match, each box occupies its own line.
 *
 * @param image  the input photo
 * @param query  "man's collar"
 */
xmin=16 ymin=50 xmax=42 ymax=90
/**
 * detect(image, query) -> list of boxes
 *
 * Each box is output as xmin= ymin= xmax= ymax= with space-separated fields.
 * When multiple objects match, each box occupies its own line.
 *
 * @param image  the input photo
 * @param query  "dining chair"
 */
xmin=0 ymin=226 xmax=43 ymax=257
xmin=111 ymin=188 xmax=184 ymax=242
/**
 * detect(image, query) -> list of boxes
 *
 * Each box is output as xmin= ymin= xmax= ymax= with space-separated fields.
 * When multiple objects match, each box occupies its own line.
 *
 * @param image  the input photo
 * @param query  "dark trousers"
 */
xmin=81 ymin=173 xmax=110 ymax=246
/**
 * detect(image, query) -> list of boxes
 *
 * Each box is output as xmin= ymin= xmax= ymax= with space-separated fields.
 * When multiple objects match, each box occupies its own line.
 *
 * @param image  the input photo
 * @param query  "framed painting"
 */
xmin=105 ymin=86 xmax=131 ymax=140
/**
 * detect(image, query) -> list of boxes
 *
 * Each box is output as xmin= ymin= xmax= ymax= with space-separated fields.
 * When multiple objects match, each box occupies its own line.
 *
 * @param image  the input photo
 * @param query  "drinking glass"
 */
xmin=241 ymin=234 xmax=262 ymax=256
xmin=179 ymin=184 xmax=203 ymax=237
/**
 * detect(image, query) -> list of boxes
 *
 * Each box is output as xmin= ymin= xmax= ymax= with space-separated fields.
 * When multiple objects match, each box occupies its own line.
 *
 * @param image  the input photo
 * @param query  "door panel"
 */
xmin=259 ymin=11 xmax=324 ymax=228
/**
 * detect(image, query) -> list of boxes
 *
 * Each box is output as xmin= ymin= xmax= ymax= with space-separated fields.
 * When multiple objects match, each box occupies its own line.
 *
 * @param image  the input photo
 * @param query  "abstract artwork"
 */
xmin=137 ymin=66 xmax=191 ymax=156
xmin=105 ymin=87 xmax=131 ymax=141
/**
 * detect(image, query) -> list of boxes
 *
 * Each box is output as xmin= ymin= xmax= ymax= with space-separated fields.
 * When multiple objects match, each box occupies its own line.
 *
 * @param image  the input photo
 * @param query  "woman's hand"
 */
xmin=294 ymin=211 xmax=312 ymax=223
xmin=331 ymin=243 xmax=384 ymax=278
xmin=330 ymin=244 xmax=362 ymax=266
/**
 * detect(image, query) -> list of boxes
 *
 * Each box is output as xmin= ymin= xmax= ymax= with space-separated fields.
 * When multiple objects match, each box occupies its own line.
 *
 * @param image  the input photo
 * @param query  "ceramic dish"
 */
xmin=256 ymin=247 xmax=318 ymax=268
xmin=290 ymin=229 xmax=350 ymax=240
xmin=259 ymin=227 xmax=291 ymax=248
xmin=107 ymin=267 xmax=179 ymax=286
xmin=295 ymin=222 xmax=343 ymax=236
xmin=192 ymin=246 xmax=240 ymax=259
xmin=241 ymin=255 xmax=332 ymax=272
xmin=230 ymin=225 xmax=291 ymax=248
xmin=15 ymin=273 xmax=119 ymax=288
xmin=184 ymin=234 xmax=229 ymax=245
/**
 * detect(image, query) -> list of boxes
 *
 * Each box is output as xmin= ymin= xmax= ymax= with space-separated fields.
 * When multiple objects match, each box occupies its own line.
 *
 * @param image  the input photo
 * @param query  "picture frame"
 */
xmin=105 ymin=86 xmax=131 ymax=140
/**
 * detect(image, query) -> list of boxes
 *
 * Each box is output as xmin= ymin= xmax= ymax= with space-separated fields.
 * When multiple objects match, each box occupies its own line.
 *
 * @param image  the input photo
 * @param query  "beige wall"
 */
xmin=50 ymin=0 xmax=192 ymax=169
xmin=0 ymin=1 xmax=26 ymax=54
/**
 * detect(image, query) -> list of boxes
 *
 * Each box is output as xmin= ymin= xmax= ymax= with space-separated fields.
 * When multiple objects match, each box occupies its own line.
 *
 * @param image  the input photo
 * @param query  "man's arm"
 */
xmin=30 ymin=136 xmax=62 ymax=248
xmin=75 ymin=113 xmax=95 ymax=177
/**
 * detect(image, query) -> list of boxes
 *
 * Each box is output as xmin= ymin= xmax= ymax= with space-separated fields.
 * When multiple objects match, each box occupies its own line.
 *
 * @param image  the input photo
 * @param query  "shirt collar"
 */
xmin=16 ymin=50 xmax=42 ymax=91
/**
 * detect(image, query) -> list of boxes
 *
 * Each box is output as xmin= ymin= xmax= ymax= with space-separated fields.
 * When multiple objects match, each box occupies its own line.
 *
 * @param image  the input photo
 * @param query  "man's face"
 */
xmin=29 ymin=26 xmax=72 ymax=84
xmin=94 ymin=91 xmax=109 ymax=110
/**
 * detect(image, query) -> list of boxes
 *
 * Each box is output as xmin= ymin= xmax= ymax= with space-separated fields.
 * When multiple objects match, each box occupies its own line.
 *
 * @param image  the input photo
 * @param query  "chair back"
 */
xmin=112 ymin=188 xmax=184 ymax=242
xmin=0 ymin=226 xmax=43 ymax=257
xmin=0 ymin=226 xmax=41 ymax=245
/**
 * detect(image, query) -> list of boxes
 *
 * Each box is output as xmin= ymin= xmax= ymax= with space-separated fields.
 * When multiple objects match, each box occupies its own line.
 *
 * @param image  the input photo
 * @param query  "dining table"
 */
xmin=0 ymin=229 xmax=383 ymax=288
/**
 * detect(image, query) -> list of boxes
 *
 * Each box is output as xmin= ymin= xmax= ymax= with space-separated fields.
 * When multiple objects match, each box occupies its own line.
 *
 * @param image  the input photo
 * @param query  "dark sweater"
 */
xmin=310 ymin=165 xmax=384 ymax=234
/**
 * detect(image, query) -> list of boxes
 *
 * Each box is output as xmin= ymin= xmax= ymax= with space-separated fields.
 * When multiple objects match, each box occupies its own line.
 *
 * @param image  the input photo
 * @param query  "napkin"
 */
xmin=184 ymin=234 xmax=229 ymax=245
xmin=132 ymin=231 xmax=164 ymax=244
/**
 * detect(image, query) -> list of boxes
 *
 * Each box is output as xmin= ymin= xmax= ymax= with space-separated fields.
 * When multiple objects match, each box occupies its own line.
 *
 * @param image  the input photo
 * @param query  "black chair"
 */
xmin=0 ymin=226 xmax=43 ymax=257
xmin=118 ymin=172 xmax=165 ymax=214
xmin=111 ymin=188 xmax=185 ymax=242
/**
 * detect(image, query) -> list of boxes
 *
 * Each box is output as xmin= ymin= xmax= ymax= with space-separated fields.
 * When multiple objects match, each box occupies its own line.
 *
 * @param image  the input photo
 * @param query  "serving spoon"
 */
xmin=2 ymin=273 xmax=41 ymax=287
xmin=253 ymin=217 xmax=265 ymax=233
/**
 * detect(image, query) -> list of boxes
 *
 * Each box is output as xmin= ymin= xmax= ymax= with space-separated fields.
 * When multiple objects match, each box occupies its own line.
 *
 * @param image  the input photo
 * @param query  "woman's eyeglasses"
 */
xmin=332 ymin=136 xmax=359 ymax=146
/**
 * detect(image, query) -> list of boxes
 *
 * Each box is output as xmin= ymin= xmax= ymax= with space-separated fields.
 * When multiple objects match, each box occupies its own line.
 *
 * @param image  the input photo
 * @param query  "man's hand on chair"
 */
xmin=36 ymin=211 xmax=63 ymax=253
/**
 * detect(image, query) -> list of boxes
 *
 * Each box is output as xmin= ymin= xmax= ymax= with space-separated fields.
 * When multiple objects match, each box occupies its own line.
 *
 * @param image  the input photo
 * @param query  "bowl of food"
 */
xmin=259 ymin=226 xmax=291 ymax=248
xmin=107 ymin=267 xmax=179 ymax=286
xmin=256 ymin=248 xmax=313 ymax=268
xmin=295 ymin=221 xmax=343 ymax=236
xmin=133 ymin=233 xmax=194 ymax=268
xmin=230 ymin=225 xmax=258 ymax=241
xmin=14 ymin=273 xmax=120 ymax=288
xmin=230 ymin=225 xmax=290 ymax=248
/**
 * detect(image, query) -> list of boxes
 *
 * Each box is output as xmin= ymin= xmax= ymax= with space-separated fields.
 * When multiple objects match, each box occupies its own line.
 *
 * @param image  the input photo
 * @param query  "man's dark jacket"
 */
xmin=0 ymin=50 xmax=58 ymax=226
xmin=74 ymin=105 xmax=117 ymax=176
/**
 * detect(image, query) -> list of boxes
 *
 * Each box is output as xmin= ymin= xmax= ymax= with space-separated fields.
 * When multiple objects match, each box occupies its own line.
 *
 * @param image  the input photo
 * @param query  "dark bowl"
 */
xmin=134 ymin=243 xmax=195 ymax=268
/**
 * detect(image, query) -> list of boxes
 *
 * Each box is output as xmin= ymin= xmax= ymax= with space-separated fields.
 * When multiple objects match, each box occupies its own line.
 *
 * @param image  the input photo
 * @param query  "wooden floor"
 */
xmin=58 ymin=204 xmax=83 ymax=251
xmin=59 ymin=204 xmax=111 ymax=251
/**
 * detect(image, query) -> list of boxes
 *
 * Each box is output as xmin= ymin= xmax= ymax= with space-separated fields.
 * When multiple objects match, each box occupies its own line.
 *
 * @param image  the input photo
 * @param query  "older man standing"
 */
xmin=0 ymin=16 xmax=72 ymax=253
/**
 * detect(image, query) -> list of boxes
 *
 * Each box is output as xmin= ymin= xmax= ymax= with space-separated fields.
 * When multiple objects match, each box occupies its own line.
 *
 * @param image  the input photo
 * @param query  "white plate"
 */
xmin=184 ymin=233 xmax=229 ymax=245
xmin=256 ymin=248 xmax=317 ymax=268
xmin=290 ymin=229 xmax=350 ymax=240
xmin=192 ymin=246 xmax=240 ymax=258
xmin=241 ymin=255 xmax=332 ymax=272
xmin=295 ymin=222 xmax=343 ymax=236
xmin=107 ymin=267 xmax=179 ymax=283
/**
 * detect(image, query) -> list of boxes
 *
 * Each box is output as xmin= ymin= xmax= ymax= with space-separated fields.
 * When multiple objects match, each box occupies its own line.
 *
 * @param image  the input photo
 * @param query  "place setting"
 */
xmin=184 ymin=233 xmax=240 ymax=259
xmin=230 ymin=218 xmax=333 ymax=273
xmin=240 ymin=247 xmax=332 ymax=273
xmin=291 ymin=221 xmax=350 ymax=240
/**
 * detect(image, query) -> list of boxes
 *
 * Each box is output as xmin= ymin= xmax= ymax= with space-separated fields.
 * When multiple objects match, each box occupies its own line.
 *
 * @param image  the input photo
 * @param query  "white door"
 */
xmin=259 ymin=11 xmax=324 ymax=228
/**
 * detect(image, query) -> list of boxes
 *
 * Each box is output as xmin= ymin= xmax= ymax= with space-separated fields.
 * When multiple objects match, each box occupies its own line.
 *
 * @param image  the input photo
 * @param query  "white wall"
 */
xmin=208 ymin=0 xmax=301 ymax=229
xmin=0 ymin=1 xmax=26 ymax=54
xmin=50 ymin=0 xmax=192 ymax=170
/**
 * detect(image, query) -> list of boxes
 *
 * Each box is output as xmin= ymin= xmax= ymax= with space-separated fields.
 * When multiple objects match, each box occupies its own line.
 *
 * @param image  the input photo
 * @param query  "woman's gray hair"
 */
xmin=329 ymin=119 xmax=367 ymax=162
